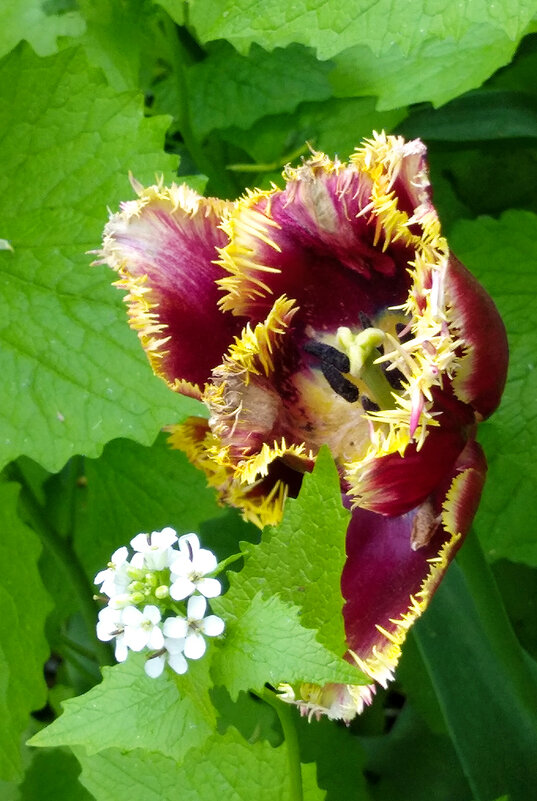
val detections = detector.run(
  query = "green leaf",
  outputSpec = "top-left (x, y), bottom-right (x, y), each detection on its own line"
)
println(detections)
top-left (295, 712), bottom-right (370, 801)
top-left (152, 0), bottom-right (185, 25)
top-left (210, 450), bottom-right (368, 693)
top-left (0, 0), bottom-right (84, 59)
top-left (186, 42), bottom-right (332, 138)
top-left (189, 0), bottom-right (535, 59)
top-left (19, 748), bottom-right (94, 801)
top-left (75, 435), bottom-right (224, 581)
top-left (0, 484), bottom-right (53, 781)
top-left (398, 90), bottom-right (537, 141)
top-left (450, 211), bottom-right (537, 565)
top-left (30, 654), bottom-right (216, 762)
top-left (0, 44), bottom-right (197, 472)
top-left (224, 97), bottom-right (406, 171)
top-left (73, 0), bottom-right (160, 92)
top-left (360, 703), bottom-right (471, 801)
top-left (212, 687), bottom-right (282, 747)
top-left (211, 592), bottom-right (363, 698)
top-left (73, 728), bottom-right (324, 801)
top-left (414, 559), bottom-right (537, 801)
top-left (218, 448), bottom-right (350, 653)
top-left (330, 25), bottom-right (520, 111)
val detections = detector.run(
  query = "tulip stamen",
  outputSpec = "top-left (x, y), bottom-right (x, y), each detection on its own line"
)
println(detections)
top-left (336, 327), bottom-right (397, 411)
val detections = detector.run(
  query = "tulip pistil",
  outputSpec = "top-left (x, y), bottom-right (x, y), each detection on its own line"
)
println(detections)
top-left (336, 327), bottom-right (397, 411)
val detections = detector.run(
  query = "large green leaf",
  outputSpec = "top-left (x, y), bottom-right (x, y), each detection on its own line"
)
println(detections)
top-left (30, 654), bottom-right (216, 762)
top-left (0, 484), bottom-right (53, 781)
top-left (0, 0), bottom-right (84, 59)
top-left (329, 25), bottom-right (520, 111)
top-left (216, 448), bottom-right (351, 654)
top-left (0, 44), bottom-right (198, 472)
top-left (186, 42), bottom-right (332, 138)
top-left (450, 211), bottom-right (537, 565)
top-left (211, 593), bottom-right (363, 699)
top-left (189, 0), bottom-right (535, 59)
top-left (414, 558), bottom-right (537, 801)
top-left (73, 729), bottom-right (324, 801)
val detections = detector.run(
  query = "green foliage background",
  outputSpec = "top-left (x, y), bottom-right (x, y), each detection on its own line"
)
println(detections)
top-left (2, 1), bottom-right (537, 800)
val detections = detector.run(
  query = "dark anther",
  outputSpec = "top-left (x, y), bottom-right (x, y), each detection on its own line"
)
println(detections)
top-left (382, 363), bottom-right (405, 389)
top-left (359, 311), bottom-right (373, 330)
top-left (396, 322), bottom-right (413, 343)
top-left (303, 340), bottom-right (350, 373)
top-left (361, 395), bottom-right (380, 412)
top-left (321, 362), bottom-right (359, 403)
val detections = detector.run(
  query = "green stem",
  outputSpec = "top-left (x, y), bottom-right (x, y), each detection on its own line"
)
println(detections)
top-left (456, 529), bottom-right (537, 709)
top-left (261, 688), bottom-right (303, 801)
top-left (11, 464), bottom-right (113, 668)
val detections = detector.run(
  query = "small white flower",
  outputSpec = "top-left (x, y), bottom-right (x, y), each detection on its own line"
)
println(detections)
top-left (130, 527), bottom-right (178, 570)
top-left (94, 546), bottom-right (130, 598)
top-left (121, 604), bottom-right (165, 652)
top-left (164, 596), bottom-right (224, 660)
top-left (144, 637), bottom-right (188, 678)
top-left (169, 533), bottom-right (221, 601)
top-left (96, 606), bottom-right (128, 662)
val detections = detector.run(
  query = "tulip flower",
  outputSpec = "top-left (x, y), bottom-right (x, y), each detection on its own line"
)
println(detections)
top-left (96, 133), bottom-right (507, 719)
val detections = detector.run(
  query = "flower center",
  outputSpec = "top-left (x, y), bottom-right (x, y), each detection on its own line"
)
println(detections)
top-left (305, 326), bottom-right (401, 412)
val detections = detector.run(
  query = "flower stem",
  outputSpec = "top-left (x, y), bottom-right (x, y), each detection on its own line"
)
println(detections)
top-left (10, 463), bottom-right (113, 668)
top-left (261, 688), bottom-right (303, 801)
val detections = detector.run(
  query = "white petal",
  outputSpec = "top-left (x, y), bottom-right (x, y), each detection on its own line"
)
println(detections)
top-left (163, 616), bottom-right (188, 639)
top-left (148, 625), bottom-right (164, 650)
top-left (109, 593), bottom-right (133, 610)
top-left (169, 553), bottom-right (192, 577)
top-left (192, 549), bottom-right (217, 575)
top-left (151, 528), bottom-right (178, 550)
top-left (142, 605), bottom-right (161, 625)
top-left (179, 532), bottom-right (200, 556)
top-left (94, 568), bottom-right (109, 586)
top-left (200, 615), bottom-right (225, 637)
top-left (164, 636), bottom-right (186, 654)
top-left (111, 546), bottom-right (128, 565)
top-left (197, 577), bottom-right (221, 598)
top-left (130, 552), bottom-right (144, 570)
top-left (184, 631), bottom-right (206, 660)
top-left (168, 651), bottom-right (188, 675)
top-left (145, 655), bottom-right (166, 678)
top-left (170, 576), bottom-right (195, 601)
top-left (115, 639), bottom-right (129, 662)
top-left (130, 533), bottom-right (150, 552)
top-left (187, 595), bottom-right (207, 620)
top-left (123, 626), bottom-right (149, 651)
top-left (121, 605), bottom-right (143, 626)
top-left (96, 621), bottom-right (114, 642)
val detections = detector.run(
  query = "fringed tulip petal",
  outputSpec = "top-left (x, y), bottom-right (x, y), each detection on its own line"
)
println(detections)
top-left (341, 438), bottom-right (487, 687)
top-left (97, 179), bottom-right (246, 390)
top-left (445, 255), bottom-right (508, 419)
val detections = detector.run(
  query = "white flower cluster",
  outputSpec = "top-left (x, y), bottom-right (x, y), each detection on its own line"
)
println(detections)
top-left (94, 527), bottom-right (224, 678)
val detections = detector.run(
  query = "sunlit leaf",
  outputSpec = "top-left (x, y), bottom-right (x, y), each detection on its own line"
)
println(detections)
top-left (30, 655), bottom-right (216, 762)
top-left (0, 44), bottom-right (196, 472)
top-left (189, 0), bottom-right (534, 59)
top-left (73, 728), bottom-right (324, 801)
